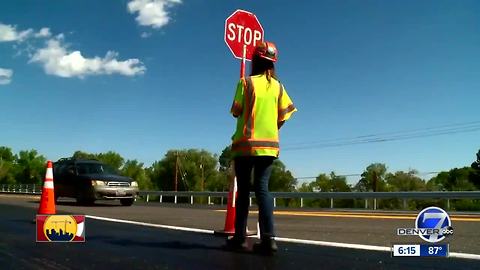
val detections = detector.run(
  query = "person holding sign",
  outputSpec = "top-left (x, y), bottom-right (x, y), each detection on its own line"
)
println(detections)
top-left (227, 41), bottom-right (297, 254)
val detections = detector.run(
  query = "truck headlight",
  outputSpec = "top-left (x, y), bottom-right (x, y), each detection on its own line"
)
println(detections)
top-left (130, 181), bottom-right (138, 187)
top-left (91, 180), bottom-right (106, 186)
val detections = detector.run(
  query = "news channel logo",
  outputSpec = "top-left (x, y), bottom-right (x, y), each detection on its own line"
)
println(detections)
top-left (36, 215), bottom-right (85, 242)
top-left (397, 206), bottom-right (453, 243)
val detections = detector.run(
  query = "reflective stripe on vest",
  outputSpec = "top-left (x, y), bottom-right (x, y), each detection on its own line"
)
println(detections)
top-left (232, 140), bottom-right (279, 149)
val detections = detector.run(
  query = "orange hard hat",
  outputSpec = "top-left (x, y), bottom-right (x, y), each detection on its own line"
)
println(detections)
top-left (254, 41), bottom-right (278, 62)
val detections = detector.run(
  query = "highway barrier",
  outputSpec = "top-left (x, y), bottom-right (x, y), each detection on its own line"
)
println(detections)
top-left (2, 184), bottom-right (480, 211)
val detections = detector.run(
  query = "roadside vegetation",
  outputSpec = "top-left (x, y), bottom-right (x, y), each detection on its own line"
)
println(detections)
top-left (1, 146), bottom-right (479, 210)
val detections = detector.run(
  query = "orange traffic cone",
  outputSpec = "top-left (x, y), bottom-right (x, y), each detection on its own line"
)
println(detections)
top-left (214, 177), bottom-right (237, 236)
top-left (37, 160), bottom-right (56, 215)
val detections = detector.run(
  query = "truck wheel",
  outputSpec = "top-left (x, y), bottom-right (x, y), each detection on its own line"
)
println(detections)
top-left (120, 198), bottom-right (134, 206)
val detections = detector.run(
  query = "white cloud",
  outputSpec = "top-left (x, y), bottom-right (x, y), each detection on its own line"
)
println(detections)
top-left (0, 23), bottom-right (33, 42)
top-left (140, 32), bottom-right (152, 38)
top-left (0, 68), bottom-right (13, 85)
top-left (127, 0), bottom-right (181, 29)
top-left (35, 27), bottom-right (51, 38)
top-left (30, 38), bottom-right (146, 78)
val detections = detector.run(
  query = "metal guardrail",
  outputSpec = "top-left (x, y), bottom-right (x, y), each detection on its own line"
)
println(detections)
top-left (0, 184), bottom-right (40, 194)
top-left (2, 184), bottom-right (480, 210)
top-left (137, 190), bottom-right (480, 210)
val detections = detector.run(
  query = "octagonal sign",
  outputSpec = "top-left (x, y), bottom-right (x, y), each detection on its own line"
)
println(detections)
top-left (224, 10), bottom-right (264, 61)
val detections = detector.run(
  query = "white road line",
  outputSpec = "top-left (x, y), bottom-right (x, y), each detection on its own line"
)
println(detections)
top-left (85, 215), bottom-right (215, 235)
top-left (85, 215), bottom-right (480, 260)
top-left (449, 252), bottom-right (480, 260)
top-left (274, 237), bottom-right (390, 252)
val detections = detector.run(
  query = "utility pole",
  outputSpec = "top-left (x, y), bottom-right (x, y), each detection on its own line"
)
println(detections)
top-left (200, 156), bottom-right (204, 191)
top-left (175, 151), bottom-right (178, 192)
top-left (372, 171), bottom-right (377, 192)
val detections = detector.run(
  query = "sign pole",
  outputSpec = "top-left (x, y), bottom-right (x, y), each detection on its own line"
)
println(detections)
top-left (240, 44), bottom-right (246, 78)
top-left (217, 9), bottom-right (263, 236)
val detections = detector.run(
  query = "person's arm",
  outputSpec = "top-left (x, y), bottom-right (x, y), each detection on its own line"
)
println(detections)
top-left (277, 84), bottom-right (297, 124)
top-left (230, 79), bottom-right (245, 118)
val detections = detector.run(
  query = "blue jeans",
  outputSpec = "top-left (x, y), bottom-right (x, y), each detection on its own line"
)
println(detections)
top-left (234, 156), bottom-right (275, 240)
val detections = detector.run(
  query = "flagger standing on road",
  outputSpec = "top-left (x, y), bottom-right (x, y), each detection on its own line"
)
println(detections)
top-left (227, 41), bottom-right (297, 254)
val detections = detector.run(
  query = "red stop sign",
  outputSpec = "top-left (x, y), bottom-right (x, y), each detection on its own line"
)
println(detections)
top-left (224, 10), bottom-right (264, 61)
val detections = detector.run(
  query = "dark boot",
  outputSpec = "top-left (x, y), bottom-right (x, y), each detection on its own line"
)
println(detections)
top-left (225, 236), bottom-right (248, 251)
top-left (253, 237), bottom-right (278, 255)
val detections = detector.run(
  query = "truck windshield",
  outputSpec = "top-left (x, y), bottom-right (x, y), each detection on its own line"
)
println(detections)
top-left (76, 163), bottom-right (118, 175)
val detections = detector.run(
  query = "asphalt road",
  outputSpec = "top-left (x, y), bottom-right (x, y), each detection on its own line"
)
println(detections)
top-left (1, 195), bottom-right (479, 270)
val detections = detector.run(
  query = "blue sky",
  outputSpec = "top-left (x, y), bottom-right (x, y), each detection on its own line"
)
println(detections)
top-left (1, 0), bottom-right (479, 184)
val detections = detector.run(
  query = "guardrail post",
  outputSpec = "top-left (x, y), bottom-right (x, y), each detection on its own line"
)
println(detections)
top-left (159, 195), bottom-right (162, 203)
top-left (146, 194), bottom-right (149, 202)
top-left (190, 195), bottom-right (193, 205)
top-left (249, 197), bottom-right (252, 207)
top-left (273, 198), bottom-right (277, 208)
top-left (364, 199), bottom-right (368, 209)
top-left (174, 195), bottom-right (177, 204)
top-left (300, 198), bottom-right (304, 208)
top-left (330, 198), bottom-right (334, 209)
top-left (208, 196), bottom-right (211, 205)
top-left (403, 199), bottom-right (407, 210)
top-left (447, 199), bottom-right (450, 210)
top-left (373, 198), bottom-right (377, 210)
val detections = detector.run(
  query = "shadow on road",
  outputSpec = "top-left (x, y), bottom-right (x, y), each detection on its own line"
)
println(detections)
top-left (89, 235), bottom-right (223, 251)
top-left (27, 200), bottom-right (124, 207)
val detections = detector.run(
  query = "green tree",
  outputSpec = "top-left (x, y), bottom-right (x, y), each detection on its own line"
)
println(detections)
top-left (310, 172), bottom-right (351, 192)
top-left (122, 160), bottom-right (153, 190)
top-left (96, 151), bottom-right (125, 170)
top-left (297, 182), bottom-right (313, 192)
top-left (427, 166), bottom-right (479, 210)
top-left (470, 149), bottom-right (480, 188)
top-left (384, 170), bottom-right (427, 209)
top-left (15, 150), bottom-right (47, 184)
top-left (72, 150), bottom-right (97, 160)
top-left (354, 163), bottom-right (387, 192)
top-left (149, 149), bottom-right (219, 191)
top-left (206, 170), bottom-right (230, 192)
top-left (148, 159), bottom-right (171, 191)
top-left (72, 150), bottom-right (125, 171)
top-left (219, 146), bottom-right (233, 172)
top-left (0, 146), bottom-right (16, 184)
top-left (427, 167), bottom-right (476, 191)
top-left (386, 170), bottom-right (426, 191)
top-left (269, 160), bottom-right (297, 192)
top-left (299, 172), bottom-right (352, 208)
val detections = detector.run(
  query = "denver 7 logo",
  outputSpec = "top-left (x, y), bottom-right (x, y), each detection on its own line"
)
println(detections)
top-left (415, 207), bottom-right (452, 243)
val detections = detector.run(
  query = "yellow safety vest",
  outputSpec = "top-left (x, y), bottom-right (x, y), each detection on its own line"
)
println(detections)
top-left (230, 74), bottom-right (297, 157)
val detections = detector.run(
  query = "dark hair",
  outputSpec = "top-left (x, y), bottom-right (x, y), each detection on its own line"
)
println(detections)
top-left (250, 55), bottom-right (277, 82)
